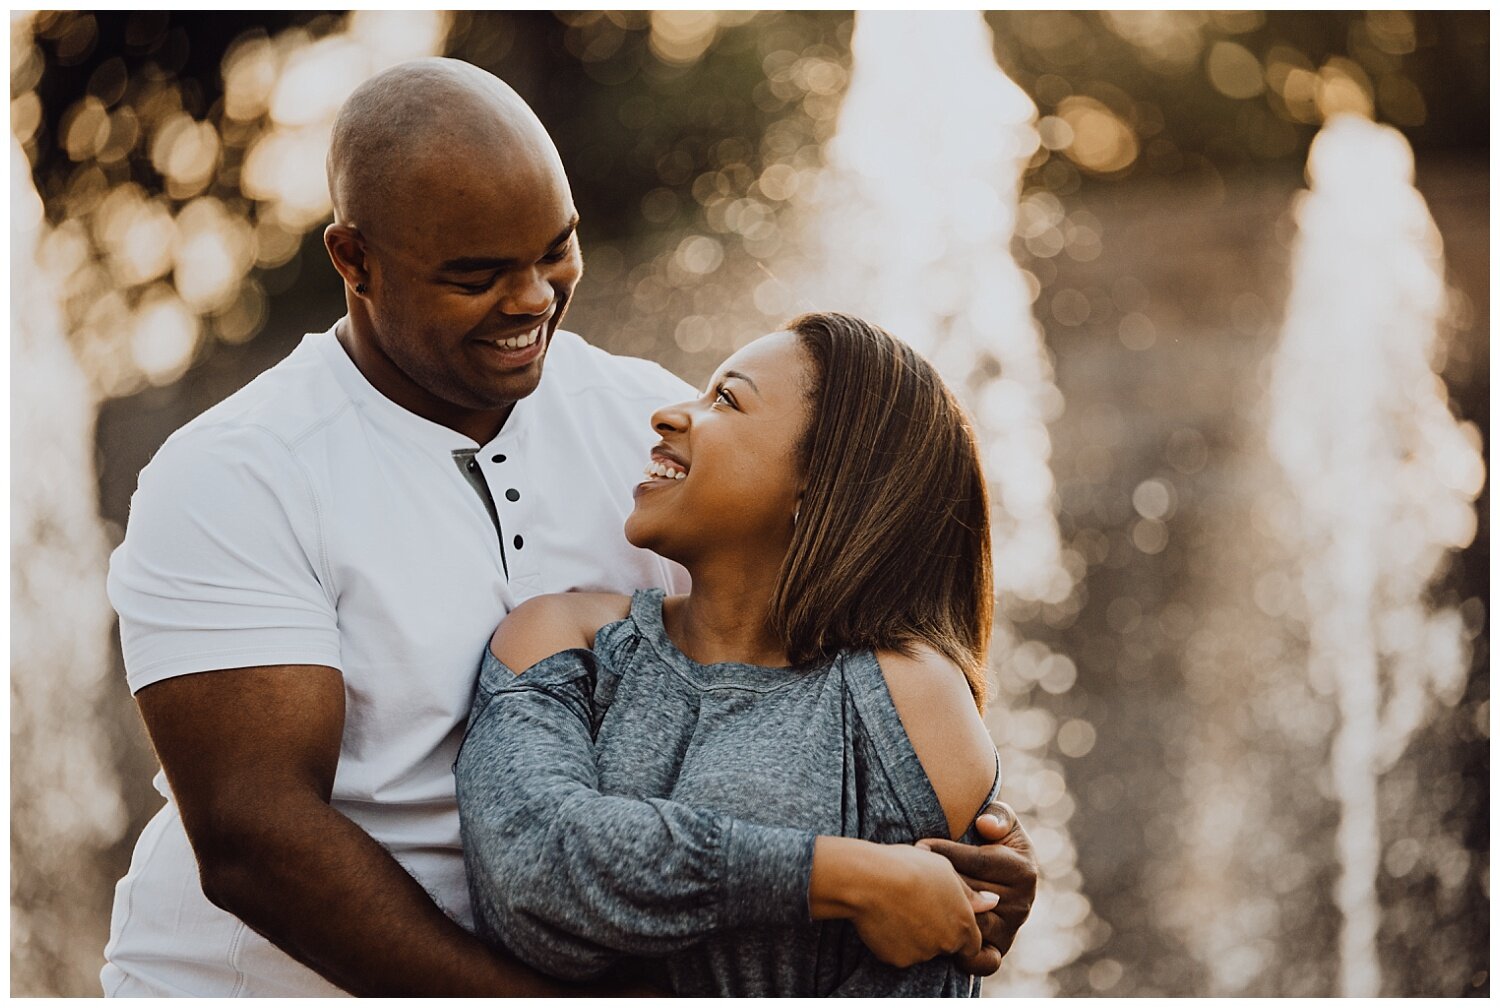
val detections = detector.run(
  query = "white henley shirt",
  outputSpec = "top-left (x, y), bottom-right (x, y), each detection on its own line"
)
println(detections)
top-left (101, 322), bottom-right (693, 996)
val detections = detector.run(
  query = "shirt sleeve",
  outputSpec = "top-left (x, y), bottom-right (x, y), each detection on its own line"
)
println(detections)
top-left (107, 423), bottom-right (341, 692)
top-left (455, 648), bottom-right (816, 981)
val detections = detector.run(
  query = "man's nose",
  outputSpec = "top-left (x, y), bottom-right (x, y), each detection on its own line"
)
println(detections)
top-left (498, 268), bottom-right (554, 317)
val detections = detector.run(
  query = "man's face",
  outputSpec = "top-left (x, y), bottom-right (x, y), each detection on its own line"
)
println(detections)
top-left (357, 151), bottom-right (583, 435)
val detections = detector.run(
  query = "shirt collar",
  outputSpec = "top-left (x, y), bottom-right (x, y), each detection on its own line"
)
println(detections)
top-left (310, 319), bottom-right (533, 454)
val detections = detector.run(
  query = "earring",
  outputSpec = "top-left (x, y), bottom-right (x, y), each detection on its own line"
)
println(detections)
top-left (793, 503), bottom-right (801, 526)
top-left (355, 282), bottom-right (368, 294)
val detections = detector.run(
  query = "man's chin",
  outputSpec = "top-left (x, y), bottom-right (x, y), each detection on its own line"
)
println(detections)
top-left (480, 343), bottom-right (549, 403)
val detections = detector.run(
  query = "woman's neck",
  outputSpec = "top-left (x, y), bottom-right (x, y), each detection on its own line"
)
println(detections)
top-left (668, 554), bottom-right (789, 668)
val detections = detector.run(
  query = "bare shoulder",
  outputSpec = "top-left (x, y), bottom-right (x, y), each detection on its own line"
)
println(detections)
top-left (489, 592), bottom-right (632, 675)
top-left (875, 642), bottom-right (998, 841)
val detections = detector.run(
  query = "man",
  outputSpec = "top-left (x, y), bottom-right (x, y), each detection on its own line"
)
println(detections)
top-left (102, 57), bottom-right (1037, 996)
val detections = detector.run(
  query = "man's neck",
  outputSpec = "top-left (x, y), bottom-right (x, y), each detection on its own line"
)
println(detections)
top-left (334, 316), bottom-right (513, 444)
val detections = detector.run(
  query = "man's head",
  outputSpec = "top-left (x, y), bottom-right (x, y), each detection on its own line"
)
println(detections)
top-left (324, 58), bottom-right (582, 442)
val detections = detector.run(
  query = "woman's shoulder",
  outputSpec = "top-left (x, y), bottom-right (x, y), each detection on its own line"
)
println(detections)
top-left (489, 592), bottom-right (633, 675)
top-left (873, 643), bottom-right (997, 841)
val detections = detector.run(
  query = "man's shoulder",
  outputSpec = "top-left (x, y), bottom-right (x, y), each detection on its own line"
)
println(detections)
top-left (159, 329), bottom-right (349, 463)
top-left (545, 329), bottom-right (695, 404)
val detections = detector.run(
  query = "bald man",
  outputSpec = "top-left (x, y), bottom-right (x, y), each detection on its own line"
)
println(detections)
top-left (102, 58), bottom-right (1037, 996)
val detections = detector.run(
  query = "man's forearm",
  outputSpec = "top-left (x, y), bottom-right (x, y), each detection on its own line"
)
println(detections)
top-left (198, 796), bottom-right (573, 996)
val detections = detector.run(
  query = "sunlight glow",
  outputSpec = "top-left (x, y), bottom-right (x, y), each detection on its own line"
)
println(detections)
top-left (800, 11), bottom-right (1087, 992)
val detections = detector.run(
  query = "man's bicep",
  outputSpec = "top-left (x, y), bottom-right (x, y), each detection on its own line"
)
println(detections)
top-left (110, 429), bottom-right (341, 690)
top-left (136, 664), bottom-right (346, 835)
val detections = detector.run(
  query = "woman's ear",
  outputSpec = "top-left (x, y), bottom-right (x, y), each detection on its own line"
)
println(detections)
top-left (324, 223), bottom-right (370, 294)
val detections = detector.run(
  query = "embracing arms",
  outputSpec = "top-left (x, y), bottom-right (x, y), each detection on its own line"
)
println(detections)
top-left (114, 428), bottom-right (586, 995)
top-left (457, 595), bottom-right (1035, 979)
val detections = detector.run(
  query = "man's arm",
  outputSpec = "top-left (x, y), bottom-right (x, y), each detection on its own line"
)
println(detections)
top-left (135, 662), bottom-right (581, 997)
top-left (919, 802), bottom-right (1039, 975)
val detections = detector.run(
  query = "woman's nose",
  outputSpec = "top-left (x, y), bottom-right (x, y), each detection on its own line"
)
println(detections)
top-left (651, 400), bottom-right (692, 434)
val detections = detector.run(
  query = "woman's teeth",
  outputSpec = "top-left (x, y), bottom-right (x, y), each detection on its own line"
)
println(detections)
top-left (493, 326), bottom-right (542, 350)
top-left (644, 460), bottom-right (687, 481)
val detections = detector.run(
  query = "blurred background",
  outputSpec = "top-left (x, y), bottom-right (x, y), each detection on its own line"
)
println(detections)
top-left (10, 10), bottom-right (1488, 997)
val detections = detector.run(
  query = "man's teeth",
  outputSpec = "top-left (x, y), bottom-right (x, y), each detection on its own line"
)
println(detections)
top-left (493, 326), bottom-right (542, 350)
top-left (643, 460), bottom-right (687, 481)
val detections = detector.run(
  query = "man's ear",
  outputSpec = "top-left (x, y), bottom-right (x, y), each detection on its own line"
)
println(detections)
top-left (324, 223), bottom-right (369, 294)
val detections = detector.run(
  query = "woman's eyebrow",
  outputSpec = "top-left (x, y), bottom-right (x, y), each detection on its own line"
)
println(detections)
top-left (721, 369), bottom-right (762, 398)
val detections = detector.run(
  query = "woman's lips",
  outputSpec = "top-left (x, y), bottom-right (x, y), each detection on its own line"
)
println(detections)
top-left (634, 449), bottom-right (689, 498)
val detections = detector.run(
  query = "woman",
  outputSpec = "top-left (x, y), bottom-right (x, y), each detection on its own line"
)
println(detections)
top-left (456, 312), bottom-right (1003, 995)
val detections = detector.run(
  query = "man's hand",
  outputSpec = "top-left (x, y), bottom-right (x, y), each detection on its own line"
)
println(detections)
top-left (917, 801), bottom-right (1038, 976)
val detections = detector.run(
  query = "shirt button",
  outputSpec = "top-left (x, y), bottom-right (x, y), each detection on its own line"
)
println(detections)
top-left (505, 488), bottom-right (520, 502)
top-left (466, 458), bottom-right (478, 471)
top-left (513, 534), bottom-right (524, 550)
top-left (492, 454), bottom-right (506, 463)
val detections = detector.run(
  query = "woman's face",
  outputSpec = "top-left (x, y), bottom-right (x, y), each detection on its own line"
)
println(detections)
top-left (625, 330), bottom-right (812, 566)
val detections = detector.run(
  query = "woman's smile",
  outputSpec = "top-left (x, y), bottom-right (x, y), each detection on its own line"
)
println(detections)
top-left (634, 446), bottom-right (690, 498)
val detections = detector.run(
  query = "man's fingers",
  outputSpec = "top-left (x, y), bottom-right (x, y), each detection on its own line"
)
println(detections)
top-left (974, 809), bottom-right (1011, 838)
top-left (953, 943), bottom-right (1003, 977)
top-left (956, 869), bottom-right (1032, 913)
top-left (923, 836), bottom-right (1037, 888)
top-left (975, 904), bottom-right (1026, 957)
top-left (937, 801), bottom-right (1039, 973)
top-left (946, 863), bottom-right (1029, 897)
top-left (977, 801), bottom-right (1035, 856)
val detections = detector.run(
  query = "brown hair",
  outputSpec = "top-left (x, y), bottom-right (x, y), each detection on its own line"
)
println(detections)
top-left (769, 311), bottom-right (994, 710)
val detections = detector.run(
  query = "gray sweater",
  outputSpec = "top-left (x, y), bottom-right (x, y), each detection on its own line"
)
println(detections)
top-left (455, 589), bottom-right (999, 996)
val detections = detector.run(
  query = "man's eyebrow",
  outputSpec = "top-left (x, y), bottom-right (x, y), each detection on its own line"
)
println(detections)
top-left (437, 217), bottom-right (579, 272)
top-left (721, 369), bottom-right (762, 398)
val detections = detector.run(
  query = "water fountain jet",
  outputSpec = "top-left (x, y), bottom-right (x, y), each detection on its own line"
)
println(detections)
top-left (1267, 112), bottom-right (1485, 997)
top-left (790, 11), bottom-right (1087, 992)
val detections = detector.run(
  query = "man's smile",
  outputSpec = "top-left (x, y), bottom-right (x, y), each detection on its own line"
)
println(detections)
top-left (473, 319), bottom-right (550, 368)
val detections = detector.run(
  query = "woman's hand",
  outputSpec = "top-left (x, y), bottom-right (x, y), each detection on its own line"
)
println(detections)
top-left (809, 836), bottom-right (998, 969)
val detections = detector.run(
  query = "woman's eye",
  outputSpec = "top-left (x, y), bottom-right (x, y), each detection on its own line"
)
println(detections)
top-left (714, 385), bottom-right (736, 408)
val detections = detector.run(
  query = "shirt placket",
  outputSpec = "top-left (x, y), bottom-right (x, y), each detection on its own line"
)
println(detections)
top-left (452, 447), bottom-right (509, 577)
top-left (477, 435), bottom-right (540, 597)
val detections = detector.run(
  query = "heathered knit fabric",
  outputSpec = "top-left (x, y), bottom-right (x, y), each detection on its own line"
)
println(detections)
top-left (456, 588), bottom-right (999, 996)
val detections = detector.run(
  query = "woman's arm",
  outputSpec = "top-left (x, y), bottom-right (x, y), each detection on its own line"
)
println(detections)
top-left (458, 596), bottom-right (815, 980)
top-left (876, 644), bottom-right (1001, 840)
top-left (878, 644), bottom-right (1038, 975)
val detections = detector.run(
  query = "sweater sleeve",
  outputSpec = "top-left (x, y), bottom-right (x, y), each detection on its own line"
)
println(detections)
top-left (454, 648), bottom-right (816, 981)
